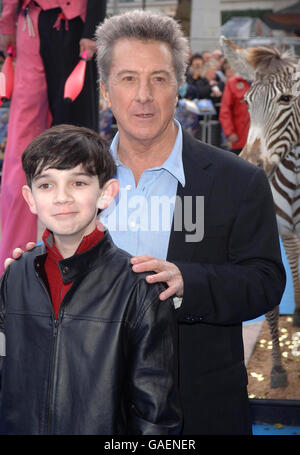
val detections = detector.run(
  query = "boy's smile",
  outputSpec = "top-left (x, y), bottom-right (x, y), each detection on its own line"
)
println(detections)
top-left (22, 165), bottom-right (104, 257)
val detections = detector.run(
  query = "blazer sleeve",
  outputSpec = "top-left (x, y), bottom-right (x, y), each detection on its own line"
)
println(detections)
top-left (82, 0), bottom-right (106, 39)
top-left (175, 167), bottom-right (286, 325)
top-left (126, 282), bottom-right (182, 435)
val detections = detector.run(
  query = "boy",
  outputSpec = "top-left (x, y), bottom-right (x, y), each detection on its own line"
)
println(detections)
top-left (0, 124), bottom-right (182, 435)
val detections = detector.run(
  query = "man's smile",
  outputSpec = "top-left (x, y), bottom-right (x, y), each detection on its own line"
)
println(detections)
top-left (134, 113), bottom-right (154, 118)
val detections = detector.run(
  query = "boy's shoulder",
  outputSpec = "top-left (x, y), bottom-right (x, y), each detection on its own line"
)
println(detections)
top-left (103, 241), bottom-right (168, 309)
top-left (0, 245), bottom-right (45, 294)
top-left (5, 243), bottom-right (46, 276)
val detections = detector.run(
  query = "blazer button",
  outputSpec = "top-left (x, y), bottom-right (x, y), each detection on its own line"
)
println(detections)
top-left (62, 266), bottom-right (69, 274)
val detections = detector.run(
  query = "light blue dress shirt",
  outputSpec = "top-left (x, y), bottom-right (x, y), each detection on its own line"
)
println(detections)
top-left (100, 120), bottom-right (185, 259)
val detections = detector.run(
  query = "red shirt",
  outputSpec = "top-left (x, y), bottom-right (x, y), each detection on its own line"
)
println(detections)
top-left (42, 227), bottom-right (104, 319)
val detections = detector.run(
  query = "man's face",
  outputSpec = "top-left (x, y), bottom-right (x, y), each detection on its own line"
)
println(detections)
top-left (101, 39), bottom-right (178, 146)
top-left (191, 58), bottom-right (202, 71)
top-left (202, 52), bottom-right (211, 62)
top-left (22, 165), bottom-right (102, 242)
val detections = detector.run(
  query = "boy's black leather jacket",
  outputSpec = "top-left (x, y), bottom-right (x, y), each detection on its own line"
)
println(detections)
top-left (0, 231), bottom-right (182, 435)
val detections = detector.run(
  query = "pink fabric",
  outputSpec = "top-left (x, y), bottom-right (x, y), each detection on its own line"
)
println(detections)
top-left (0, 0), bottom-right (19, 34)
top-left (0, 0), bottom-right (88, 33)
top-left (0, 4), bottom-right (52, 273)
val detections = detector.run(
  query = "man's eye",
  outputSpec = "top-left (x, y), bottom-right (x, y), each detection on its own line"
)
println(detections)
top-left (123, 76), bottom-right (134, 82)
top-left (74, 181), bottom-right (87, 187)
top-left (154, 76), bottom-right (165, 83)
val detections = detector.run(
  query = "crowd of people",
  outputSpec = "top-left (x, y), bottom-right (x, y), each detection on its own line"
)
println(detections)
top-left (174, 47), bottom-right (251, 154)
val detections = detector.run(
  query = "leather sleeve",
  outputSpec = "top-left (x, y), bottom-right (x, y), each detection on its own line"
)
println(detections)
top-left (175, 167), bottom-right (286, 325)
top-left (126, 282), bottom-right (182, 435)
top-left (82, 0), bottom-right (106, 39)
top-left (0, 268), bottom-right (9, 400)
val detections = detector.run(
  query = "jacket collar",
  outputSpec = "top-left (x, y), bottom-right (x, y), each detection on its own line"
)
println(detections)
top-left (37, 229), bottom-right (118, 284)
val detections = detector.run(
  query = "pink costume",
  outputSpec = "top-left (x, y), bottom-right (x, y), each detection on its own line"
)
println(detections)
top-left (0, 1), bottom-right (88, 273)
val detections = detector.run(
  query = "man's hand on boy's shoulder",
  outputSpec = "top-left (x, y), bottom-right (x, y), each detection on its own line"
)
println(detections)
top-left (4, 242), bottom-right (36, 269)
top-left (131, 255), bottom-right (184, 301)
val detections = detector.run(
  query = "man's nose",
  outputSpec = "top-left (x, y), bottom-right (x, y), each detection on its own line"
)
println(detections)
top-left (135, 80), bottom-right (153, 103)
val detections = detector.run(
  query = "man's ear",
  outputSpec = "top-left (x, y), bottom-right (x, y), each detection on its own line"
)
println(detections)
top-left (22, 185), bottom-right (38, 215)
top-left (97, 179), bottom-right (119, 210)
top-left (100, 82), bottom-right (111, 108)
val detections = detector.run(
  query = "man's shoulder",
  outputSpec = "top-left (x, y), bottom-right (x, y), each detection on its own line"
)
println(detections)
top-left (182, 130), bottom-right (258, 175)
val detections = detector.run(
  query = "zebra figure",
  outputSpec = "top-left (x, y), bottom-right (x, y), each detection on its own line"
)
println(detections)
top-left (221, 36), bottom-right (300, 388)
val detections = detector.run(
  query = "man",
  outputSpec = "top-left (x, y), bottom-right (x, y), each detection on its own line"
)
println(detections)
top-left (8, 10), bottom-right (286, 435)
top-left (0, 0), bottom-right (106, 273)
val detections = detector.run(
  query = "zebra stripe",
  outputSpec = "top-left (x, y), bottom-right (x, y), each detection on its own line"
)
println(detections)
top-left (241, 61), bottom-right (300, 387)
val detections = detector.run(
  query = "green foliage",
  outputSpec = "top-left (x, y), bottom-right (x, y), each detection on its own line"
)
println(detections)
top-left (221, 9), bottom-right (272, 25)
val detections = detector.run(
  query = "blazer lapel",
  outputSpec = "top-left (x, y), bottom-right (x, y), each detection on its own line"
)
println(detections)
top-left (167, 131), bottom-right (214, 262)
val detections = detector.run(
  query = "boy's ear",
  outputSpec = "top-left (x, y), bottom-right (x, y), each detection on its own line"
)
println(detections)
top-left (22, 185), bottom-right (38, 215)
top-left (97, 179), bottom-right (119, 210)
top-left (100, 82), bottom-right (111, 108)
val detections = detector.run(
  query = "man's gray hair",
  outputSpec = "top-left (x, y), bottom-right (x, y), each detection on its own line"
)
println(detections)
top-left (95, 10), bottom-right (190, 87)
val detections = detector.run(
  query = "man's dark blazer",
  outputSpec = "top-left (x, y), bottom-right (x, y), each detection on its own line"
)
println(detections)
top-left (167, 131), bottom-right (286, 435)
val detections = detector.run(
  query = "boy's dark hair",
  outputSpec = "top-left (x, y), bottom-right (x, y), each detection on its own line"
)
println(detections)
top-left (22, 124), bottom-right (116, 187)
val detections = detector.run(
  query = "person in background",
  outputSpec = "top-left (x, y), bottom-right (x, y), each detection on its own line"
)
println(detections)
top-left (219, 71), bottom-right (251, 155)
top-left (211, 49), bottom-right (226, 84)
top-left (201, 61), bottom-right (224, 106)
top-left (185, 52), bottom-right (209, 100)
top-left (201, 50), bottom-right (211, 63)
top-left (0, 0), bottom-right (106, 274)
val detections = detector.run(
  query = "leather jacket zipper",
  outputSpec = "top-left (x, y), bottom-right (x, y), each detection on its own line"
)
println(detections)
top-left (35, 265), bottom-right (63, 435)
top-left (46, 313), bottom-right (62, 434)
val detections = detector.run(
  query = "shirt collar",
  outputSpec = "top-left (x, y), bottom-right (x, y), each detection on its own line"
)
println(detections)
top-left (42, 227), bottom-right (105, 261)
top-left (110, 119), bottom-right (185, 187)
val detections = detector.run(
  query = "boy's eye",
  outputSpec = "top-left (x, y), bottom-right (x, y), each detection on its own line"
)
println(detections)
top-left (74, 181), bottom-right (87, 187)
top-left (38, 183), bottom-right (51, 190)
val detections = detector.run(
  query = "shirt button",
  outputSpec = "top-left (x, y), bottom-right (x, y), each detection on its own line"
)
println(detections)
top-left (129, 221), bottom-right (136, 228)
top-left (126, 184), bottom-right (132, 190)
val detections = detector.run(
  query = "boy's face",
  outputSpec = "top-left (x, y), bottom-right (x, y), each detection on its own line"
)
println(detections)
top-left (22, 164), bottom-right (117, 242)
